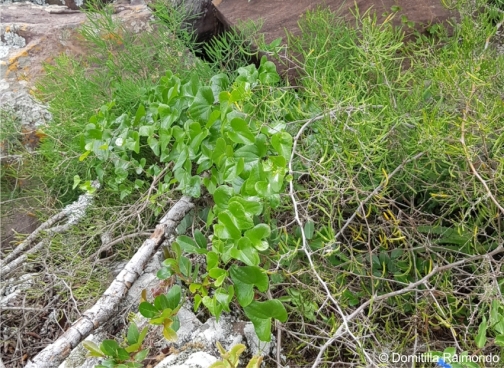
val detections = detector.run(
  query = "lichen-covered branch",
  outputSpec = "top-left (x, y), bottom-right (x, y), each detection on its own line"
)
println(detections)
top-left (25, 195), bottom-right (193, 368)
top-left (1, 182), bottom-right (100, 270)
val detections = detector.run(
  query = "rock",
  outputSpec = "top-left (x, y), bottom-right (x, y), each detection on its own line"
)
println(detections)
top-left (243, 323), bottom-right (273, 357)
top-left (157, 350), bottom-right (218, 368)
top-left (0, 2), bottom-right (157, 93)
top-left (0, 91), bottom-right (51, 128)
top-left (216, 0), bottom-right (458, 44)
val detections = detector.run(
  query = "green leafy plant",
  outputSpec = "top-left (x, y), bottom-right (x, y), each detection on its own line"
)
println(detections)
top-left (209, 342), bottom-right (263, 368)
top-left (138, 285), bottom-right (183, 341)
top-left (473, 300), bottom-right (504, 349)
top-left (83, 322), bottom-right (149, 368)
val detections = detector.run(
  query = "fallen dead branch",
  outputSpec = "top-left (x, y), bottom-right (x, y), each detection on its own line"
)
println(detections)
top-left (1, 182), bottom-right (100, 274)
top-left (25, 195), bottom-right (194, 368)
top-left (0, 240), bottom-right (47, 280)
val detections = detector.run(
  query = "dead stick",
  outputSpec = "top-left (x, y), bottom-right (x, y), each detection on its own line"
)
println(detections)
top-left (25, 196), bottom-right (194, 368)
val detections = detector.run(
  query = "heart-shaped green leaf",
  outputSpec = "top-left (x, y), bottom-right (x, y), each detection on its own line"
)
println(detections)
top-left (230, 265), bottom-right (268, 306)
top-left (190, 86), bottom-right (214, 122)
top-left (228, 201), bottom-right (254, 230)
top-left (271, 131), bottom-right (292, 160)
top-left (244, 299), bottom-right (288, 321)
top-left (228, 118), bottom-right (255, 144)
top-left (243, 300), bottom-right (288, 341)
top-left (231, 237), bottom-right (260, 266)
top-left (217, 211), bottom-right (242, 240)
top-left (245, 224), bottom-right (271, 251)
top-left (258, 56), bottom-right (280, 85)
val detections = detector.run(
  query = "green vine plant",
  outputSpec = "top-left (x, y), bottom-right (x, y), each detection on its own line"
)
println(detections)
top-left (80, 56), bottom-right (287, 343)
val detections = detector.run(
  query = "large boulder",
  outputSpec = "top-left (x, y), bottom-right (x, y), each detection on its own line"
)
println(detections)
top-left (215, 0), bottom-right (457, 44)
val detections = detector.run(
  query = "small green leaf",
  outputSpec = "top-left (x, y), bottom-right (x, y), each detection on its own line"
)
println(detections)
top-left (230, 265), bottom-right (269, 292)
top-left (116, 347), bottom-right (130, 361)
top-left (194, 294), bottom-right (202, 311)
top-left (271, 131), bottom-right (293, 160)
top-left (304, 221), bottom-right (315, 240)
top-left (139, 302), bottom-right (158, 318)
top-left (230, 265), bottom-right (268, 306)
top-left (245, 224), bottom-right (271, 251)
top-left (212, 137), bottom-right (227, 166)
top-left (203, 295), bottom-right (223, 321)
top-left (244, 300), bottom-right (288, 322)
top-left (194, 230), bottom-right (207, 249)
top-left (157, 267), bottom-right (173, 280)
top-left (127, 323), bottom-right (139, 345)
top-left (134, 104), bottom-right (145, 125)
top-left (210, 73), bottom-right (230, 100)
top-left (83, 341), bottom-right (105, 357)
top-left (79, 150), bottom-right (91, 161)
top-left (232, 237), bottom-right (260, 266)
top-left (495, 335), bottom-right (504, 346)
top-left (147, 136), bottom-right (160, 156)
top-left (134, 349), bottom-right (149, 363)
top-left (179, 256), bottom-right (192, 277)
top-left (217, 211), bottom-right (242, 240)
top-left (475, 317), bottom-right (487, 349)
top-left (100, 340), bottom-right (120, 357)
top-left (206, 251), bottom-right (219, 270)
top-left (139, 125), bottom-right (156, 137)
top-left (258, 56), bottom-right (280, 85)
top-left (154, 294), bottom-right (170, 311)
top-left (243, 300), bottom-right (288, 341)
top-left (246, 315), bottom-right (271, 342)
top-left (138, 326), bottom-right (148, 345)
top-left (229, 196), bottom-right (263, 216)
top-left (72, 175), bottom-right (81, 190)
top-left (213, 186), bottom-right (234, 210)
top-left (166, 285), bottom-right (182, 309)
top-left (177, 235), bottom-right (199, 253)
top-left (228, 201), bottom-right (254, 230)
top-left (223, 158), bottom-right (244, 182)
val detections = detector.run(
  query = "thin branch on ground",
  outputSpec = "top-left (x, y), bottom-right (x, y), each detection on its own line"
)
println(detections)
top-left (311, 245), bottom-right (504, 367)
top-left (1, 182), bottom-right (100, 271)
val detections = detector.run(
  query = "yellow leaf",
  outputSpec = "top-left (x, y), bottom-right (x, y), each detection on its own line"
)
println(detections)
top-left (163, 327), bottom-right (177, 342)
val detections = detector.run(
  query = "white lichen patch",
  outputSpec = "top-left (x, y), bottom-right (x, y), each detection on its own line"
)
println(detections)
top-left (1, 26), bottom-right (27, 49)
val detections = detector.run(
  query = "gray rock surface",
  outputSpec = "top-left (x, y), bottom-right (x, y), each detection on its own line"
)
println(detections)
top-left (157, 351), bottom-right (218, 368)
top-left (0, 91), bottom-right (52, 127)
